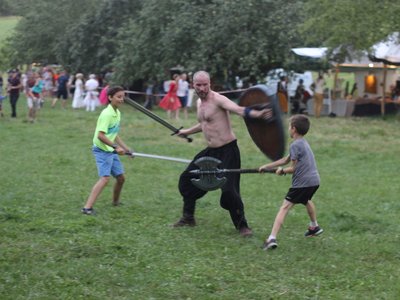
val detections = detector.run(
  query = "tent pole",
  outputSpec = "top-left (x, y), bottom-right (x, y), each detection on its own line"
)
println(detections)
top-left (333, 64), bottom-right (339, 100)
top-left (381, 64), bottom-right (387, 116)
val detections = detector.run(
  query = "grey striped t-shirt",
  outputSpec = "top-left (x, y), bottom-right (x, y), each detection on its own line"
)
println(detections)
top-left (289, 138), bottom-right (320, 188)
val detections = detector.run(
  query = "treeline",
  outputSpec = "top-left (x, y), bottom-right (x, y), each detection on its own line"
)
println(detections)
top-left (1, 0), bottom-right (399, 86)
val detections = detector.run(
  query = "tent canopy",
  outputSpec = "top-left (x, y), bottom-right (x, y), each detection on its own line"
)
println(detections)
top-left (369, 32), bottom-right (400, 65)
top-left (291, 33), bottom-right (400, 66)
top-left (291, 47), bottom-right (328, 59)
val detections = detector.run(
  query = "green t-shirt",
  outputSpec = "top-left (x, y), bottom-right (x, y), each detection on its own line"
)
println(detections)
top-left (93, 104), bottom-right (121, 152)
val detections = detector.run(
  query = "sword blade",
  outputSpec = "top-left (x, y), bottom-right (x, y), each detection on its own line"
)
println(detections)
top-left (124, 96), bottom-right (192, 142)
top-left (126, 152), bottom-right (191, 164)
top-left (189, 168), bottom-right (277, 175)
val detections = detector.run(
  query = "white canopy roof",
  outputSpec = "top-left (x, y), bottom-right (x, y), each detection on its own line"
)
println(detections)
top-left (371, 32), bottom-right (400, 65)
top-left (291, 47), bottom-right (328, 59)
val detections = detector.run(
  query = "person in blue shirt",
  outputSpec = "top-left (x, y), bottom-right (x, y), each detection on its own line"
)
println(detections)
top-left (51, 70), bottom-right (70, 109)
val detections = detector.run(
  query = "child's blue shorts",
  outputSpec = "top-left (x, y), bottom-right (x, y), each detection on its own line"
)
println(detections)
top-left (92, 146), bottom-right (124, 177)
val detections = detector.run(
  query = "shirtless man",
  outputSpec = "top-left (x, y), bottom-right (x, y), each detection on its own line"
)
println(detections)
top-left (174, 70), bottom-right (271, 237)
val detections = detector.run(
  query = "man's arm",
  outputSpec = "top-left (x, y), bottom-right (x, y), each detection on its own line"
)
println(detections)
top-left (178, 123), bottom-right (202, 136)
top-left (216, 93), bottom-right (272, 120)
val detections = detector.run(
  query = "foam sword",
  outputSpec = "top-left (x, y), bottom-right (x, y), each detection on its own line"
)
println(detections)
top-left (124, 96), bottom-right (193, 143)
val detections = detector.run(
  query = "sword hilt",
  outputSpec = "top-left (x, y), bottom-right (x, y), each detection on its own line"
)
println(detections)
top-left (171, 126), bottom-right (193, 143)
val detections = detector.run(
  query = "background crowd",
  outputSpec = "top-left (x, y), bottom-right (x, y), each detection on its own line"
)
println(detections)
top-left (0, 66), bottom-right (195, 123)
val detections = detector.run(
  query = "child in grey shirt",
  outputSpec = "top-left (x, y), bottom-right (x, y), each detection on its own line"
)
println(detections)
top-left (259, 114), bottom-right (323, 250)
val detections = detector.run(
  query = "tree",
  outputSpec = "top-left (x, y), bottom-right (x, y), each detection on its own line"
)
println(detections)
top-left (2, 0), bottom-right (98, 67)
top-left (55, 0), bottom-right (143, 74)
top-left (2, 0), bottom-right (306, 84)
top-left (113, 0), bottom-right (306, 85)
top-left (301, 0), bottom-right (400, 61)
top-left (0, 0), bottom-right (13, 16)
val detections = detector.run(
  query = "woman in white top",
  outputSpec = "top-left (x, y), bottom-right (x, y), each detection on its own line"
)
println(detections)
top-left (84, 74), bottom-right (100, 111)
top-left (72, 73), bottom-right (85, 108)
top-left (177, 73), bottom-right (190, 119)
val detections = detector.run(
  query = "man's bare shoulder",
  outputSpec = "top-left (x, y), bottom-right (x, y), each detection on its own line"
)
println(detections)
top-left (212, 91), bottom-right (231, 104)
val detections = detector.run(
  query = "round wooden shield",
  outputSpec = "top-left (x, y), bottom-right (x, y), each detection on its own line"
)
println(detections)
top-left (239, 85), bottom-right (285, 161)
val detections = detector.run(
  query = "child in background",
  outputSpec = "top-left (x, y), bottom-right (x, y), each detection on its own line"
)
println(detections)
top-left (159, 73), bottom-right (181, 119)
top-left (26, 72), bottom-right (44, 122)
top-left (259, 114), bottom-right (323, 250)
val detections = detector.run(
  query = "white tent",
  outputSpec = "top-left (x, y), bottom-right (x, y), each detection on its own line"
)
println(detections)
top-left (291, 47), bottom-right (328, 59)
top-left (370, 32), bottom-right (400, 65)
top-left (291, 39), bottom-right (400, 115)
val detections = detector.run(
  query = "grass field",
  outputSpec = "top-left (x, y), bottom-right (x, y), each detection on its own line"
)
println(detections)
top-left (0, 16), bottom-right (19, 44)
top-left (1, 96), bottom-right (400, 299)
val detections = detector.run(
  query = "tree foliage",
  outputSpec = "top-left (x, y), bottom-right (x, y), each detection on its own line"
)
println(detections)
top-left (301, 0), bottom-right (400, 61)
top-left (56, 0), bottom-right (142, 74)
top-left (3, 0), bottom-right (399, 84)
top-left (113, 0), bottom-right (306, 85)
top-left (0, 0), bottom-right (13, 16)
top-left (2, 0), bottom-right (98, 67)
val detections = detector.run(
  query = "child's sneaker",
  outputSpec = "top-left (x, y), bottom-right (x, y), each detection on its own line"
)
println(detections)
top-left (81, 208), bottom-right (96, 215)
top-left (262, 239), bottom-right (278, 250)
top-left (304, 226), bottom-right (323, 237)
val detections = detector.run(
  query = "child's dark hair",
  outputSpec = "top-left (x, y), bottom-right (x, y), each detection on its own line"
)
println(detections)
top-left (290, 114), bottom-right (310, 135)
top-left (107, 86), bottom-right (124, 103)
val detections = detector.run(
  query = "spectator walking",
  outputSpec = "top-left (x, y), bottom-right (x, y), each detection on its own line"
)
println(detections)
top-left (0, 72), bottom-right (5, 117)
top-left (7, 69), bottom-right (22, 118)
top-left (51, 70), bottom-right (70, 109)
top-left (72, 73), bottom-right (85, 109)
top-left (159, 74), bottom-right (181, 119)
top-left (312, 73), bottom-right (325, 118)
top-left (177, 73), bottom-right (189, 119)
top-left (84, 74), bottom-right (100, 112)
top-left (42, 67), bottom-right (54, 100)
top-left (143, 80), bottom-right (155, 110)
top-left (277, 76), bottom-right (289, 114)
top-left (99, 84), bottom-right (109, 106)
top-left (26, 72), bottom-right (44, 123)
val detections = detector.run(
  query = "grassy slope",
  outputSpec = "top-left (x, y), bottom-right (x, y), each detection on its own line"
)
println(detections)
top-left (0, 16), bottom-right (19, 43)
top-left (0, 97), bottom-right (399, 299)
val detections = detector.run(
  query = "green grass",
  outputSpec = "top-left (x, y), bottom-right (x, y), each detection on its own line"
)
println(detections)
top-left (1, 96), bottom-right (400, 299)
top-left (0, 16), bottom-right (19, 43)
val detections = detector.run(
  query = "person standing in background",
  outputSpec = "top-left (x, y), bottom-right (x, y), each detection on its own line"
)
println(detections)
top-left (159, 74), bottom-right (181, 119)
top-left (26, 72), bottom-right (44, 123)
top-left (72, 73), bottom-right (85, 109)
top-left (51, 70), bottom-right (70, 109)
top-left (0, 72), bottom-right (5, 117)
top-left (7, 69), bottom-right (22, 118)
top-left (84, 74), bottom-right (100, 112)
top-left (313, 73), bottom-right (325, 118)
top-left (177, 73), bottom-right (189, 119)
top-left (277, 76), bottom-right (288, 114)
